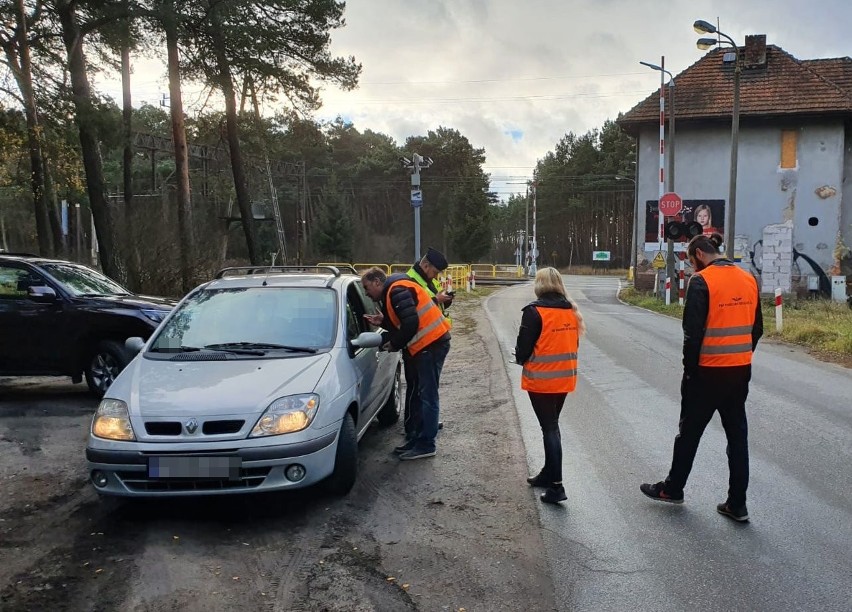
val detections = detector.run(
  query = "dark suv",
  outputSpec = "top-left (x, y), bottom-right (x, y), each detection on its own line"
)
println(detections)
top-left (0, 253), bottom-right (175, 397)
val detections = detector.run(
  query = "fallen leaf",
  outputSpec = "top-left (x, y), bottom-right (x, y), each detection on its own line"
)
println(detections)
top-left (402, 584), bottom-right (410, 590)
top-left (173, 536), bottom-right (179, 540)
top-left (386, 576), bottom-right (396, 582)
top-left (232, 576), bottom-right (240, 581)
top-left (95, 569), bottom-right (103, 574)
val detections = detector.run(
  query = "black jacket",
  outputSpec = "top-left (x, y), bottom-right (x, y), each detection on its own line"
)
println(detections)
top-left (683, 259), bottom-right (763, 375)
top-left (514, 293), bottom-right (574, 366)
top-left (379, 273), bottom-right (419, 350)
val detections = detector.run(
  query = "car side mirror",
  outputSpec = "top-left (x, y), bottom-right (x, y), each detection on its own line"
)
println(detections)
top-left (27, 285), bottom-right (57, 303)
top-left (125, 337), bottom-right (145, 353)
top-left (350, 331), bottom-right (383, 349)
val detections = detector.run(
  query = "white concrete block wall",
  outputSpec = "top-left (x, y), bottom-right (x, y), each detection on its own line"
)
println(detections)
top-left (761, 221), bottom-right (794, 294)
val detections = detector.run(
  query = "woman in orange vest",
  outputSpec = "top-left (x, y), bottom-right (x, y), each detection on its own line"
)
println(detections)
top-left (641, 232), bottom-right (763, 522)
top-left (514, 267), bottom-right (585, 504)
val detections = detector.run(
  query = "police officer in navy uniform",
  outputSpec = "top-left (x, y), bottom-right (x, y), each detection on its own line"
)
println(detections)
top-left (401, 247), bottom-right (453, 444)
top-left (641, 233), bottom-right (763, 522)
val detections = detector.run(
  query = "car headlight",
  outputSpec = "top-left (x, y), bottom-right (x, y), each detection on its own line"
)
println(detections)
top-left (250, 394), bottom-right (319, 437)
top-left (142, 309), bottom-right (167, 323)
top-left (92, 399), bottom-right (136, 441)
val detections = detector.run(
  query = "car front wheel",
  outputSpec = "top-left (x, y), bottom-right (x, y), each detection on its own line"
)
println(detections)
top-left (324, 413), bottom-right (358, 495)
top-left (85, 340), bottom-right (128, 398)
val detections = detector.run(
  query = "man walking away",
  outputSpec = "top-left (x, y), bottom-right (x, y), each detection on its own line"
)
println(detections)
top-left (641, 233), bottom-right (763, 522)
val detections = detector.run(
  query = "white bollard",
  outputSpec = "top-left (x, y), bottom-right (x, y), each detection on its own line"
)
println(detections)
top-left (775, 287), bottom-right (783, 332)
top-left (665, 276), bottom-right (671, 305)
top-left (471, 270), bottom-right (476, 290)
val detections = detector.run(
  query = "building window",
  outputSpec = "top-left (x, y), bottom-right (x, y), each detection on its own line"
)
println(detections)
top-left (780, 129), bottom-right (798, 169)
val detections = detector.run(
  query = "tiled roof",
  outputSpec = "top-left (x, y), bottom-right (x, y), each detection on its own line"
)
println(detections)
top-left (802, 57), bottom-right (852, 95)
top-left (618, 45), bottom-right (852, 130)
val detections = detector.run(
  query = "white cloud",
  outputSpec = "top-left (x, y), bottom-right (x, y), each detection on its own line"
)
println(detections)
top-left (94, 0), bottom-right (852, 200)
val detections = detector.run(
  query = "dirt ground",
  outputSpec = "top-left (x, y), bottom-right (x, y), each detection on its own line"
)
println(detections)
top-left (0, 292), bottom-right (557, 612)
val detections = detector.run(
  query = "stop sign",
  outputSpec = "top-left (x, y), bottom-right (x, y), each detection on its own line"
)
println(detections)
top-left (659, 192), bottom-right (683, 217)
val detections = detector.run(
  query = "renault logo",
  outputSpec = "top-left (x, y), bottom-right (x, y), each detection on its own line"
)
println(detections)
top-left (185, 418), bottom-right (199, 434)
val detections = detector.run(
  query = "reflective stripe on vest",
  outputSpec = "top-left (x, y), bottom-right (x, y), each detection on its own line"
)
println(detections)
top-left (695, 264), bottom-right (758, 367)
top-left (521, 307), bottom-right (579, 393)
top-left (406, 268), bottom-right (452, 327)
top-left (386, 278), bottom-right (452, 356)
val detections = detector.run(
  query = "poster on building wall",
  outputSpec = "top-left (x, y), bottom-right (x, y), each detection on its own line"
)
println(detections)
top-left (644, 199), bottom-right (726, 251)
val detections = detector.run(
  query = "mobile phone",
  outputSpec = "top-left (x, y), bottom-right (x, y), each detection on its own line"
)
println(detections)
top-left (446, 289), bottom-right (455, 296)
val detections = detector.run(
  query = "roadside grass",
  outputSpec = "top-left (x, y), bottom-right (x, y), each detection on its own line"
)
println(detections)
top-left (618, 286), bottom-right (852, 360)
top-left (454, 286), bottom-right (500, 302)
top-left (617, 286), bottom-right (686, 317)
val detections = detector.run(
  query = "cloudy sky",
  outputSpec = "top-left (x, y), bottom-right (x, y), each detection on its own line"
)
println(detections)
top-left (101, 0), bottom-right (852, 201)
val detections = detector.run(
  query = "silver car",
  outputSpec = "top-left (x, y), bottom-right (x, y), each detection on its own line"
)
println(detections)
top-left (85, 266), bottom-right (401, 497)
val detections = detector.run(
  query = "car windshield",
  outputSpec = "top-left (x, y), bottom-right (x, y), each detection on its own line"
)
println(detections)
top-left (149, 287), bottom-right (337, 352)
top-left (41, 263), bottom-right (130, 296)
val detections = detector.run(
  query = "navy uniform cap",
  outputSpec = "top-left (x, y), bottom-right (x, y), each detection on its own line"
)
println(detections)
top-left (424, 247), bottom-right (448, 271)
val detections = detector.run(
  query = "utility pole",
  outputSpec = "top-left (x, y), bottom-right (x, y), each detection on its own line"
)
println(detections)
top-left (525, 183), bottom-right (530, 273)
top-left (402, 153), bottom-right (432, 261)
top-left (529, 181), bottom-right (538, 277)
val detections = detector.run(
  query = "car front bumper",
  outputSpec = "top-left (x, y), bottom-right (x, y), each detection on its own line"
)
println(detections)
top-left (85, 427), bottom-right (339, 497)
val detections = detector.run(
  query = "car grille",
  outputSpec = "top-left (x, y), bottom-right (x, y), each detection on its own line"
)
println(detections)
top-left (144, 420), bottom-right (245, 436)
top-left (116, 467), bottom-right (270, 492)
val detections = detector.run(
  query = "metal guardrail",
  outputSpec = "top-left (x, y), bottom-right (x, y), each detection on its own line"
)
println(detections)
top-left (312, 262), bottom-right (529, 290)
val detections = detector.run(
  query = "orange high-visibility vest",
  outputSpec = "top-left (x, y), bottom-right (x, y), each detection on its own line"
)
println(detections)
top-left (386, 278), bottom-right (451, 356)
top-left (521, 307), bottom-right (579, 393)
top-left (695, 264), bottom-right (758, 367)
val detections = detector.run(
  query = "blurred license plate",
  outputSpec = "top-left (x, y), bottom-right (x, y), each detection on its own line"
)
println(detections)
top-left (148, 456), bottom-right (241, 480)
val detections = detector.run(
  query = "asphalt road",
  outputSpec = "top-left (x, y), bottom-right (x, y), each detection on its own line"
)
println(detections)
top-left (485, 274), bottom-right (852, 612)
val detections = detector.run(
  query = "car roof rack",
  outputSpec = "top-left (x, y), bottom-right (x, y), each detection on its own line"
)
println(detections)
top-left (215, 265), bottom-right (351, 279)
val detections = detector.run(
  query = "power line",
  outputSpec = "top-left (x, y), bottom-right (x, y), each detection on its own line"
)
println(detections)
top-left (360, 71), bottom-right (649, 85)
top-left (335, 90), bottom-right (648, 105)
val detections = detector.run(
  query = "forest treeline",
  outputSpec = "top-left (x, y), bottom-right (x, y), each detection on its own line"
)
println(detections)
top-left (0, 0), bottom-right (635, 295)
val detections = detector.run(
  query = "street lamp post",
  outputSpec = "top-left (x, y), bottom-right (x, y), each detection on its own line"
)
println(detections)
top-left (695, 19), bottom-right (740, 261)
top-left (640, 59), bottom-right (677, 293)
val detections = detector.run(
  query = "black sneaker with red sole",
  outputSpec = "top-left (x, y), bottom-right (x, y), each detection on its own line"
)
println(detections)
top-left (717, 502), bottom-right (749, 522)
top-left (640, 481), bottom-right (684, 504)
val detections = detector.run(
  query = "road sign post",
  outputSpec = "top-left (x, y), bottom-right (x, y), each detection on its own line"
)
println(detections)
top-left (659, 192), bottom-right (682, 304)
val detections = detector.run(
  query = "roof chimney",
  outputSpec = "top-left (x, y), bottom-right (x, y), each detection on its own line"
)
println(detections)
top-left (743, 34), bottom-right (767, 68)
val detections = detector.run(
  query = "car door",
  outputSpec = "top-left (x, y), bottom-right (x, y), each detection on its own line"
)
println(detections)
top-left (353, 281), bottom-right (396, 414)
top-left (344, 285), bottom-right (380, 422)
top-left (0, 263), bottom-right (66, 373)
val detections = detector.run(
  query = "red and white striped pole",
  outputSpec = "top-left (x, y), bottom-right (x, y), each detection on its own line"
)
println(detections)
top-left (665, 275), bottom-right (671, 305)
top-left (658, 56), bottom-right (666, 247)
top-left (678, 259), bottom-right (685, 306)
top-left (775, 287), bottom-right (783, 332)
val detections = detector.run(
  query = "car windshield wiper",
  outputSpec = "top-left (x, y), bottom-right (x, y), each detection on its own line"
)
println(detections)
top-left (148, 345), bottom-right (202, 353)
top-left (205, 342), bottom-right (318, 354)
top-left (77, 292), bottom-right (132, 297)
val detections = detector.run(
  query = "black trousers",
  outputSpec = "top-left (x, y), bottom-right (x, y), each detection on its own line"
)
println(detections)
top-left (529, 391), bottom-right (568, 484)
top-left (665, 366), bottom-right (751, 507)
